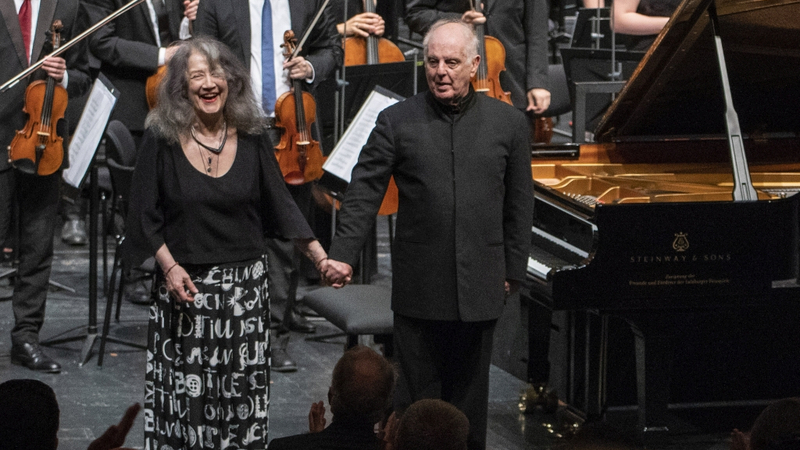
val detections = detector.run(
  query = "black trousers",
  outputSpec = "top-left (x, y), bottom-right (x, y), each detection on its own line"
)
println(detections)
top-left (393, 313), bottom-right (497, 450)
top-left (0, 169), bottom-right (61, 344)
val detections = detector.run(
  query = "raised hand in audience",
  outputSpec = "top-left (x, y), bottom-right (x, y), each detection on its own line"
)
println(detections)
top-left (308, 400), bottom-right (327, 433)
top-left (87, 403), bottom-right (141, 450)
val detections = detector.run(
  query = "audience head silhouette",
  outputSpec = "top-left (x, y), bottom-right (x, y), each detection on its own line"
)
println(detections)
top-left (395, 399), bottom-right (469, 450)
top-left (0, 379), bottom-right (60, 450)
top-left (750, 398), bottom-right (800, 450)
top-left (329, 345), bottom-right (396, 423)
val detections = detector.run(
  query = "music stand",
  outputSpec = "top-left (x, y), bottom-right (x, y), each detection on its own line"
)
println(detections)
top-left (560, 48), bottom-right (645, 140)
top-left (40, 74), bottom-right (120, 366)
top-left (571, 7), bottom-right (616, 50)
top-left (316, 60), bottom-right (420, 154)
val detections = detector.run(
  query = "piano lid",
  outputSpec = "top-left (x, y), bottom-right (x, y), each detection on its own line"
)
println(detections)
top-left (595, 0), bottom-right (800, 142)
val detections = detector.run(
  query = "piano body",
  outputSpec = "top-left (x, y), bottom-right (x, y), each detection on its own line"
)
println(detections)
top-left (526, 0), bottom-right (800, 430)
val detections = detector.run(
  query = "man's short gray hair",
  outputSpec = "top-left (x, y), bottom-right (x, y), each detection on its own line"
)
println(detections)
top-left (422, 19), bottom-right (480, 60)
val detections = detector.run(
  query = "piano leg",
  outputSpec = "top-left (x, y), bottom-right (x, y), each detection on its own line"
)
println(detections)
top-left (628, 313), bottom-right (675, 432)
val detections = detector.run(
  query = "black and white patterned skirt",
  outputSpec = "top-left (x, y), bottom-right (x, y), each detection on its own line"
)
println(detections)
top-left (144, 256), bottom-right (271, 450)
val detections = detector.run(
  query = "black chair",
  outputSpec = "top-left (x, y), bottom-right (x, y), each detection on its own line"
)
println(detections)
top-left (545, 63), bottom-right (573, 140)
top-left (98, 122), bottom-right (149, 366)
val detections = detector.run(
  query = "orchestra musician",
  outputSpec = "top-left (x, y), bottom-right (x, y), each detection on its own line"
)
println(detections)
top-left (613, 0), bottom-right (682, 50)
top-left (194, 0), bottom-right (343, 372)
top-left (404, 0), bottom-right (551, 116)
top-left (332, 0), bottom-right (385, 38)
top-left (324, 20), bottom-right (533, 450)
top-left (0, 0), bottom-right (91, 372)
top-left (81, 0), bottom-right (196, 144)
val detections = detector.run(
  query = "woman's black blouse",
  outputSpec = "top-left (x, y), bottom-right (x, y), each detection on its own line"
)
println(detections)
top-left (125, 128), bottom-right (314, 268)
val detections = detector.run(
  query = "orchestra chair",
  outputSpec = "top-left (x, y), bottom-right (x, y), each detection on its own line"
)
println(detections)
top-left (545, 63), bottom-right (572, 139)
top-left (303, 212), bottom-right (395, 356)
top-left (98, 121), bottom-right (149, 366)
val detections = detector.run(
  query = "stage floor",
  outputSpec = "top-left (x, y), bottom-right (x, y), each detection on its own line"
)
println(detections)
top-left (0, 222), bottom-right (742, 450)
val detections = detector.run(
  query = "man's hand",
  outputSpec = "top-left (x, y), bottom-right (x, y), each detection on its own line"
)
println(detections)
top-left (308, 400), bottom-right (326, 433)
top-left (321, 259), bottom-right (353, 288)
top-left (164, 45), bottom-right (179, 64)
top-left (284, 56), bottom-right (313, 80)
top-left (87, 403), bottom-right (141, 450)
top-left (41, 57), bottom-right (67, 82)
top-left (339, 12), bottom-right (385, 37)
top-left (504, 279), bottom-right (520, 298)
top-left (461, 10), bottom-right (486, 26)
top-left (183, 0), bottom-right (198, 21)
top-left (526, 88), bottom-right (551, 115)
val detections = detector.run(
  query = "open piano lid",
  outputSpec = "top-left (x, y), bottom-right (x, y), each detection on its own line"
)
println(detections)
top-left (595, 0), bottom-right (800, 142)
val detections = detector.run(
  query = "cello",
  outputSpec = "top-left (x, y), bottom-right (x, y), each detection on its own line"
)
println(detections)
top-left (8, 21), bottom-right (68, 176)
top-left (273, 30), bottom-right (325, 185)
top-left (341, 1), bottom-right (401, 215)
top-left (342, 0), bottom-right (404, 66)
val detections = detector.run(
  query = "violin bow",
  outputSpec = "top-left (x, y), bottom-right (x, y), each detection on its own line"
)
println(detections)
top-left (1, 0), bottom-right (146, 92)
top-left (287, 0), bottom-right (331, 60)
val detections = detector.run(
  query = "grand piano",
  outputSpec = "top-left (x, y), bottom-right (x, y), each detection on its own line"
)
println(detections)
top-left (525, 0), bottom-right (800, 430)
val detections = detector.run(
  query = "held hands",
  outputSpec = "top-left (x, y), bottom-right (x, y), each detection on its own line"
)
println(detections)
top-left (308, 400), bottom-right (327, 433)
top-left (164, 262), bottom-right (198, 303)
top-left (316, 259), bottom-right (353, 288)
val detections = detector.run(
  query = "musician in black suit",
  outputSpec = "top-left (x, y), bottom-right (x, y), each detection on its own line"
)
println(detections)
top-left (325, 20), bottom-right (533, 450)
top-left (81, 0), bottom-right (189, 140)
top-left (0, 0), bottom-right (90, 372)
top-left (404, 0), bottom-right (551, 115)
top-left (194, 0), bottom-right (342, 371)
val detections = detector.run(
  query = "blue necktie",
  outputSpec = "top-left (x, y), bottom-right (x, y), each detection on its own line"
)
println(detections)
top-left (261, 0), bottom-right (276, 114)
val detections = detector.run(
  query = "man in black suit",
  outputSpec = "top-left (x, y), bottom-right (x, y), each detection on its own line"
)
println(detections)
top-left (268, 345), bottom-right (395, 450)
top-left (404, 0), bottom-right (551, 115)
top-left (325, 20), bottom-right (533, 450)
top-left (82, 0), bottom-right (189, 140)
top-left (195, 0), bottom-right (343, 371)
top-left (0, 0), bottom-right (91, 372)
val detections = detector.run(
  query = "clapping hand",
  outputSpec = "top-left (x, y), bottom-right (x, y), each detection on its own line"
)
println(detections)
top-left (87, 403), bottom-right (141, 450)
top-left (308, 400), bottom-right (327, 433)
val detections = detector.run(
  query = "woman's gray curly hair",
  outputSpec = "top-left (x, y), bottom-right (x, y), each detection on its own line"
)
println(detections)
top-left (145, 36), bottom-right (267, 143)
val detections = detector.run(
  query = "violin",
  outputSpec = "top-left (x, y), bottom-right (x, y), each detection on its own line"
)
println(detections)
top-left (273, 30), bottom-right (325, 185)
top-left (470, 2), bottom-right (553, 144)
top-left (146, 65), bottom-right (166, 109)
top-left (471, 2), bottom-right (511, 106)
top-left (8, 21), bottom-right (68, 176)
top-left (342, 0), bottom-right (404, 66)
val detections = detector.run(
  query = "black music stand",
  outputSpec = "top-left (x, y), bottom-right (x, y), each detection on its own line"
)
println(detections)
top-left (40, 74), bottom-right (120, 366)
top-left (560, 48), bottom-right (645, 140)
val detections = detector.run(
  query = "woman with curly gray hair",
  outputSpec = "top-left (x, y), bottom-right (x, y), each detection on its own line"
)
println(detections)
top-left (125, 36), bottom-right (331, 450)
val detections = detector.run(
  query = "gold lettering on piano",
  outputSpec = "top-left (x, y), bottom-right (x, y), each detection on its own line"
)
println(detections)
top-left (628, 253), bottom-right (731, 264)
top-left (628, 275), bottom-right (731, 287)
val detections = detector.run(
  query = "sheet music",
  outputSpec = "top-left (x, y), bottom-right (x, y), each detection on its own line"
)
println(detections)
top-left (323, 87), bottom-right (402, 182)
top-left (63, 75), bottom-right (118, 188)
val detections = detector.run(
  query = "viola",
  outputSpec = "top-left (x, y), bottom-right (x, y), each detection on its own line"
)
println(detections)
top-left (342, 0), bottom-right (404, 66)
top-left (146, 65), bottom-right (166, 109)
top-left (471, 2), bottom-right (511, 106)
top-left (273, 30), bottom-right (325, 185)
top-left (470, 3), bottom-right (553, 144)
top-left (8, 21), bottom-right (68, 176)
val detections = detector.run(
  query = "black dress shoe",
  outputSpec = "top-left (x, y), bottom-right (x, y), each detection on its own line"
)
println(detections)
top-left (284, 309), bottom-right (316, 334)
top-left (11, 342), bottom-right (62, 373)
top-left (61, 218), bottom-right (88, 246)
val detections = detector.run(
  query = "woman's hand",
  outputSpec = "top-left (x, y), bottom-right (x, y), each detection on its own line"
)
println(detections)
top-left (338, 12), bottom-right (385, 37)
top-left (164, 263), bottom-right (198, 303)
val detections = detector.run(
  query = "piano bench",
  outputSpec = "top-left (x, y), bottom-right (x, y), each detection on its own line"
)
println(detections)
top-left (302, 284), bottom-right (394, 356)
